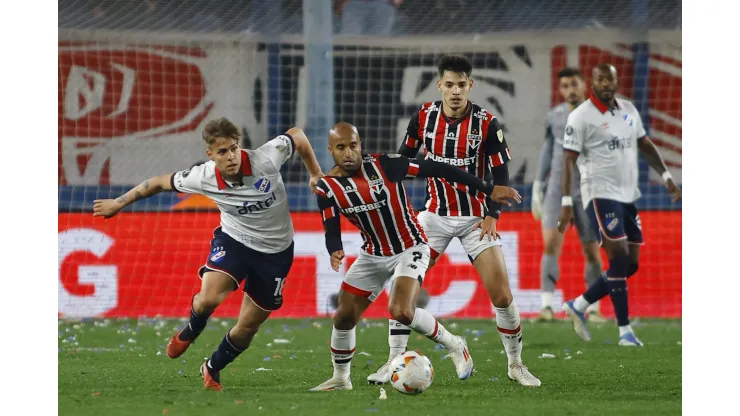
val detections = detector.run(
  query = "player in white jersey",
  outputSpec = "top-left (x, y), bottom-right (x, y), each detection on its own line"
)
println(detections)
top-left (557, 64), bottom-right (681, 346)
top-left (92, 117), bottom-right (324, 390)
top-left (531, 67), bottom-right (604, 322)
top-left (368, 54), bottom-right (541, 387)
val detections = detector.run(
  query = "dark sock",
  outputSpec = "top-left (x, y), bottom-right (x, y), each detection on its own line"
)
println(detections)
top-left (608, 279), bottom-right (630, 326)
top-left (179, 296), bottom-right (212, 342)
top-left (582, 273), bottom-right (610, 304)
top-left (208, 333), bottom-right (246, 372)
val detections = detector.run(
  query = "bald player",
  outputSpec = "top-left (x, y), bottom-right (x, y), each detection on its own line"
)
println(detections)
top-left (532, 67), bottom-right (604, 322)
top-left (559, 64), bottom-right (681, 346)
top-left (93, 117), bottom-right (324, 390)
top-left (309, 122), bottom-right (522, 391)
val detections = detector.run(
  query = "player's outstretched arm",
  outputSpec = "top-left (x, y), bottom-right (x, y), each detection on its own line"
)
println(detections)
top-left (286, 127), bottom-right (324, 193)
top-left (638, 136), bottom-right (681, 202)
top-left (93, 173), bottom-right (175, 219)
top-left (414, 158), bottom-right (521, 206)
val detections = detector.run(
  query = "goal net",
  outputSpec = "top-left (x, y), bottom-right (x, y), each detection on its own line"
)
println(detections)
top-left (58, 0), bottom-right (682, 320)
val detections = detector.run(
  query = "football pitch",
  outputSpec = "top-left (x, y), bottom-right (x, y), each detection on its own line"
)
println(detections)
top-left (59, 318), bottom-right (681, 416)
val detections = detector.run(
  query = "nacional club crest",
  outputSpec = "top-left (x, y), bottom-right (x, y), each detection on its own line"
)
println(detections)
top-left (255, 177), bottom-right (271, 193)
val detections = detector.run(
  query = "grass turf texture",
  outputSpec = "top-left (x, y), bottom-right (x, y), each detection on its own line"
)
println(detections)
top-left (59, 318), bottom-right (681, 416)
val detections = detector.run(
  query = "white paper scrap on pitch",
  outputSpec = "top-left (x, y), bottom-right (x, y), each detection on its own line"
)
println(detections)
top-left (379, 388), bottom-right (387, 400)
top-left (273, 338), bottom-right (291, 344)
top-left (255, 367), bottom-right (272, 371)
top-left (539, 353), bottom-right (556, 359)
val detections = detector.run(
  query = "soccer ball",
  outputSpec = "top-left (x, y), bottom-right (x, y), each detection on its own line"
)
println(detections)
top-left (389, 350), bottom-right (434, 395)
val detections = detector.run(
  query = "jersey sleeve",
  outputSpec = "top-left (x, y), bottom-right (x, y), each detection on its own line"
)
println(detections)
top-left (258, 133), bottom-right (295, 169)
top-left (401, 109), bottom-right (423, 152)
top-left (634, 111), bottom-right (647, 140)
top-left (378, 153), bottom-right (418, 182)
top-left (315, 180), bottom-right (343, 255)
top-left (563, 112), bottom-right (586, 154)
top-left (170, 162), bottom-right (208, 194)
top-left (484, 117), bottom-right (512, 168)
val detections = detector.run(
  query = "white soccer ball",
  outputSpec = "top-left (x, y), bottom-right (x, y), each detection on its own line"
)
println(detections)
top-left (389, 350), bottom-right (434, 395)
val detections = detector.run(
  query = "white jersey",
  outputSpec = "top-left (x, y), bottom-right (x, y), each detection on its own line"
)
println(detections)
top-left (171, 134), bottom-right (295, 254)
top-left (563, 96), bottom-right (646, 208)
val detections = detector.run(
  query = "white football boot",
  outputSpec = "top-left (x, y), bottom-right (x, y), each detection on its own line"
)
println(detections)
top-left (367, 357), bottom-right (393, 385)
top-left (308, 376), bottom-right (353, 392)
top-left (618, 332), bottom-right (644, 347)
top-left (447, 336), bottom-right (474, 380)
top-left (508, 362), bottom-right (542, 387)
top-left (563, 300), bottom-right (592, 342)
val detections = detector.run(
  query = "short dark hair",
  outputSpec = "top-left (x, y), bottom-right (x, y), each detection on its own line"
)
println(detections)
top-left (437, 54), bottom-right (473, 78)
top-left (558, 67), bottom-right (584, 80)
top-left (202, 117), bottom-right (241, 146)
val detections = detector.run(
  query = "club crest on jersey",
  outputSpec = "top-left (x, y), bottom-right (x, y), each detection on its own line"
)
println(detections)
top-left (369, 175), bottom-right (384, 195)
top-left (255, 177), bottom-right (271, 193)
top-left (622, 114), bottom-right (634, 127)
top-left (467, 129), bottom-right (482, 149)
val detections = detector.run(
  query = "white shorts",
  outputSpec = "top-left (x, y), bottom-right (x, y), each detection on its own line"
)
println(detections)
top-left (417, 211), bottom-right (501, 262)
top-left (341, 244), bottom-right (431, 301)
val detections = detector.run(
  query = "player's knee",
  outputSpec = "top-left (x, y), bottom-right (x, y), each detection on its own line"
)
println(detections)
top-left (388, 303), bottom-right (415, 326)
top-left (606, 256), bottom-right (631, 279)
top-left (543, 240), bottom-right (560, 256)
top-left (193, 293), bottom-right (223, 314)
top-left (491, 291), bottom-right (513, 308)
top-left (231, 321), bottom-right (260, 339)
top-left (628, 263), bottom-right (639, 278)
top-left (333, 309), bottom-right (358, 330)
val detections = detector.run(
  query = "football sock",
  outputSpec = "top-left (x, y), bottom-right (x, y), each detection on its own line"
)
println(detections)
top-left (618, 324), bottom-right (634, 337)
top-left (179, 295), bottom-right (212, 342)
top-left (208, 332), bottom-right (245, 372)
top-left (540, 254), bottom-right (559, 302)
top-left (408, 308), bottom-right (456, 350)
top-left (331, 327), bottom-right (355, 379)
top-left (388, 319), bottom-right (411, 360)
top-left (494, 301), bottom-right (523, 365)
top-left (606, 256), bottom-right (631, 326)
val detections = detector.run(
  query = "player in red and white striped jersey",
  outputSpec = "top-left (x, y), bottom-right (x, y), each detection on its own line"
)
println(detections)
top-left (309, 122), bottom-right (521, 391)
top-left (369, 54), bottom-right (541, 387)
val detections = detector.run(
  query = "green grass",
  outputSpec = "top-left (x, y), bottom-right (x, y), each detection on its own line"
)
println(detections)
top-left (58, 318), bottom-right (681, 416)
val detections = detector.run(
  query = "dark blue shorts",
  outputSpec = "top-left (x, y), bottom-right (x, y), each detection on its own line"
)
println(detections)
top-left (198, 227), bottom-right (294, 311)
top-left (586, 198), bottom-right (644, 245)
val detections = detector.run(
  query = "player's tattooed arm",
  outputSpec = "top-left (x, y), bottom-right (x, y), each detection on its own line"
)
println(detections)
top-left (94, 173), bottom-right (174, 219)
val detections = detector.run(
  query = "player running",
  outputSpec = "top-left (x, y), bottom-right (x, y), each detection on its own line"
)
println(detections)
top-left (531, 67), bottom-right (605, 322)
top-left (309, 122), bottom-right (521, 391)
top-left (92, 117), bottom-right (324, 390)
top-left (368, 54), bottom-right (541, 387)
top-left (558, 64), bottom-right (681, 346)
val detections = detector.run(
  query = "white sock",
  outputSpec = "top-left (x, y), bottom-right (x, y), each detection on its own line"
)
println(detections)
top-left (586, 300), bottom-right (601, 314)
top-left (408, 308), bottom-right (456, 350)
top-left (388, 319), bottom-right (410, 360)
top-left (618, 325), bottom-right (633, 337)
top-left (330, 327), bottom-right (355, 379)
top-left (540, 292), bottom-right (553, 310)
top-left (494, 301), bottom-right (523, 365)
top-left (573, 295), bottom-right (591, 313)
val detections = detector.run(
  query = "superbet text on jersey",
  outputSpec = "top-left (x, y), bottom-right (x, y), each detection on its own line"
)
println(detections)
top-left (404, 101), bottom-right (511, 217)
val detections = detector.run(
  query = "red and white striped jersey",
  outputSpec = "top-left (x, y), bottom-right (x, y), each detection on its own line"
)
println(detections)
top-left (403, 100), bottom-right (511, 217)
top-left (315, 154), bottom-right (427, 257)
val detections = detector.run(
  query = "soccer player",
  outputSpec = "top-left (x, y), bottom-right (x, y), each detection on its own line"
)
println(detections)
top-left (531, 67), bottom-right (605, 322)
top-left (368, 54), bottom-right (541, 387)
top-left (309, 122), bottom-right (522, 391)
top-left (92, 117), bottom-right (324, 390)
top-left (558, 64), bottom-right (681, 346)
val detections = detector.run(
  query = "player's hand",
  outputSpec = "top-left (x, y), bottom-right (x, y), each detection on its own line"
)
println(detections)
top-left (330, 250), bottom-right (345, 272)
top-left (531, 181), bottom-right (544, 221)
top-left (93, 199), bottom-right (124, 219)
top-left (474, 216), bottom-right (501, 242)
top-left (489, 186), bottom-right (521, 207)
top-left (556, 206), bottom-right (574, 233)
top-left (666, 179), bottom-right (681, 203)
top-left (309, 172), bottom-right (325, 194)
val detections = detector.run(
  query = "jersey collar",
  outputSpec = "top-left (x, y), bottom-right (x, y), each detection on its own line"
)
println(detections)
top-left (215, 150), bottom-right (253, 190)
top-left (589, 95), bottom-right (620, 114)
top-left (441, 101), bottom-right (472, 125)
